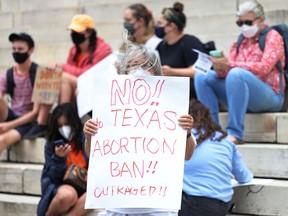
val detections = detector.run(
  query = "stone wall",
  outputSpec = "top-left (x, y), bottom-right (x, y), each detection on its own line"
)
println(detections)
top-left (0, 0), bottom-right (287, 73)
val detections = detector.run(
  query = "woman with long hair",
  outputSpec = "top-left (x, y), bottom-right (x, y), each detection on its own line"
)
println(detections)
top-left (61, 14), bottom-right (112, 103)
top-left (179, 100), bottom-right (253, 216)
top-left (24, 14), bottom-right (112, 139)
top-left (37, 103), bottom-right (90, 216)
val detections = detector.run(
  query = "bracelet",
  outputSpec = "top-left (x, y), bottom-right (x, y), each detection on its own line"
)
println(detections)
top-left (187, 133), bottom-right (191, 138)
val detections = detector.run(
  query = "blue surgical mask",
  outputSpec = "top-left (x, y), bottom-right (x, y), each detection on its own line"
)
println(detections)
top-left (155, 25), bottom-right (166, 39)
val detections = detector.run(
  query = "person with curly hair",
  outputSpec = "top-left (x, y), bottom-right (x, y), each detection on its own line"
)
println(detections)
top-left (179, 100), bottom-right (253, 216)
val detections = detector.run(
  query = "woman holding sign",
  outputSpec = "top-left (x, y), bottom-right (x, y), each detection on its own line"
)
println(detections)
top-left (83, 36), bottom-right (196, 216)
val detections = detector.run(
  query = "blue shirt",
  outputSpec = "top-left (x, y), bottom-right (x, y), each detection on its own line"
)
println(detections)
top-left (182, 131), bottom-right (253, 202)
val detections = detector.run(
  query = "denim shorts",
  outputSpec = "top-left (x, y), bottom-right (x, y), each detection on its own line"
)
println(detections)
top-left (6, 108), bottom-right (34, 137)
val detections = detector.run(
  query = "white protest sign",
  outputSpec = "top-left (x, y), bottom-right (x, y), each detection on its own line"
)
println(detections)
top-left (85, 74), bottom-right (189, 210)
top-left (77, 54), bottom-right (118, 117)
top-left (192, 49), bottom-right (213, 74)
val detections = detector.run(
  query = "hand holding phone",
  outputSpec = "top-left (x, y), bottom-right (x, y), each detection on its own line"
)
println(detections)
top-left (209, 50), bottom-right (222, 58)
top-left (54, 139), bottom-right (65, 147)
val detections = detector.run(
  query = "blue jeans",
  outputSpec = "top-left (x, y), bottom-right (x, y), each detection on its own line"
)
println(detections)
top-left (194, 68), bottom-right (284, 139)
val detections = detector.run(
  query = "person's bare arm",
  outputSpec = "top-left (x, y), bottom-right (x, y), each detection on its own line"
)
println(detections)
top-left (178, 114), bottom-right (195, 160)
top-left (185, 133), bottom-right (196, 160)
top-left (161, 65), bottom-right (196, 77)
top-left (83, 119), bottom-right (98, 157)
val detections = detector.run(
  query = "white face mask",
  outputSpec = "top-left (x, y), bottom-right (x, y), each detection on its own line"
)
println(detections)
top-left (241, 24), bottom-right (259, 38)
top-left (129, 69), bottom-right (152, 76)
top-left (58, 125), bottom-right (72, 140)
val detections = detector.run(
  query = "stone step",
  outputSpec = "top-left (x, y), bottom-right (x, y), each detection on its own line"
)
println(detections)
top-left (219, 112), bottom-right (288, 144)
top-left (238, 144), bottom-right (288, 179)
top-left (0, 162), bottom-right (42, 195)
top-left (231, 179), bottom-right (288, 216)
top-left (0, 193), bottom-right (103, 216)
top-left (0, 178), bottom-right (287, 216)
top-left (9, 138), bottom-right (45, 164)
top-left (1, 112), bottom-right (287, 165)
top-left (0, 149), bottom-right (8, 162)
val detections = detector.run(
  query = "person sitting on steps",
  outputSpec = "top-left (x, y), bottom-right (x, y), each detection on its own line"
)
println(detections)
top-left (0, 32), bottom-right (40, 154)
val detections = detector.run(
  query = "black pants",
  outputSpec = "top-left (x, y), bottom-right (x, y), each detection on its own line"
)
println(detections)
top-left (179, 192), bottom-right (231, 216)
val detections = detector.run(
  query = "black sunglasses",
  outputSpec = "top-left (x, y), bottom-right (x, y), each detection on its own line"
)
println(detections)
top-left (236, 18), bottom-right (259, 27)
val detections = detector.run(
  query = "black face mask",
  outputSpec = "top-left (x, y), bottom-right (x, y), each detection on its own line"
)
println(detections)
top-left (12, 52), bottom-right (29, 64)
top-left (124, 22), bottom-right (136, 35)
top-left (71, 31), bottom-right (86, 45)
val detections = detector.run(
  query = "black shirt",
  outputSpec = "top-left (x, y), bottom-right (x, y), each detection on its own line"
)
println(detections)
top-left (156, 34), bottom-right (207, 99)
top-left (156, 34), bottom-right (207, 68)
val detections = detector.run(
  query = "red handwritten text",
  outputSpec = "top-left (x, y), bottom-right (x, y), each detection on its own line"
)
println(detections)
top-left (91, 137), bottom-right (177, 157)
top-left (110, 78), bottom-right (165, 106)
top-left (94, 185), bottom-right (168, 198)
top-left (110, 160), bottom-right (158, 178)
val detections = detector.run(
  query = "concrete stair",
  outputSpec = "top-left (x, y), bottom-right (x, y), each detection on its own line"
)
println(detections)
top-left (0, 112), bottom-right (287, 215)
top-left (0, 0), bottom-right (288, 215)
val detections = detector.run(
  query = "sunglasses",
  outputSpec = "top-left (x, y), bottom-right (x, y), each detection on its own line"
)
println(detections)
top-left (236, 18), bottom-right (259, 27)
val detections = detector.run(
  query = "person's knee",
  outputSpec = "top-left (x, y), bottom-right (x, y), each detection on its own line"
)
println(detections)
top-left (54, 187), bottom-right (78, 206)
top-left (226, 67), bottom-right (245, 82)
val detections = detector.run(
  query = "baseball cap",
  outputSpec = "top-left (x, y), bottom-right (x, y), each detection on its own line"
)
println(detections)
top-left (9, 32), bottom-right (35, 49)
top-left (67, 14), bottom-right (95, 32)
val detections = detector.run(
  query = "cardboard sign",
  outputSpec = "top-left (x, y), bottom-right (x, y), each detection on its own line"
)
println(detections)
top-left (85, 74), bottom-right (189, 210)
top-left (32, 66), bottom-right (62, 104)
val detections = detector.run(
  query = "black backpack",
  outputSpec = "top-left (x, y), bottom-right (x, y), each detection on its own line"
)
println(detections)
top-left (6, 62), bottom-right (38, 98)
top-left (236, 23), bottom-right (288, 94)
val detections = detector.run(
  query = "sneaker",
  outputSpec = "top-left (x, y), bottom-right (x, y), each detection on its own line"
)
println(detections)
top-left (24, 123), bottom-right (47, 139)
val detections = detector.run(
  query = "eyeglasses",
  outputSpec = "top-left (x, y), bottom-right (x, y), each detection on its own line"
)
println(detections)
top-left (236, 17), bottom-right (259, 27)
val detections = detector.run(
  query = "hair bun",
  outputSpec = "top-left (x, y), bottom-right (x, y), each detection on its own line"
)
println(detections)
top-left (173, 2), bottom-right (184, 13)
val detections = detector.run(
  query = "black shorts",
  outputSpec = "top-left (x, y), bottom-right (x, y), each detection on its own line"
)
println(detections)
top-left (6, 108), bottom-right (35, 138)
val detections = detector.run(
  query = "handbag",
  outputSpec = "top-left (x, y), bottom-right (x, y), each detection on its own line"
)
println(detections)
top-left (63, 163), bottom-right (88, 196)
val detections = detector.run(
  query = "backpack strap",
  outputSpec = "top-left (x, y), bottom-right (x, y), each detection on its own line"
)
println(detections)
top-left (6, 62), bottom-right (38, 98)
top-left (6, 67), bottom-right (15, 97)
top-left (236, 34), bottom-right (244, 54)
top-left (259, 26), bottom-right (285, 94)
top-left (29, 62), bottom-right (38, 87)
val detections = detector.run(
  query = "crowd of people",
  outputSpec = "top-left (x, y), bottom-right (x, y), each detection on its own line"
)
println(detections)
top-left (0, 0), bottom-right (286, 215)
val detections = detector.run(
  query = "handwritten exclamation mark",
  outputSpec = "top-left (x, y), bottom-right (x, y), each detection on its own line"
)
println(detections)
top-left (146, 161), bottom-right (158, 174)
top-left (152, 161), bottom-right (158, 174)
top-left (151, 80), bottom-right (165, 106)
top-left (147, 161), bottom-right (153, 173)
top-left (162, 187), bottom-right (167, 197)
top-left (159, 186), bottom-right (163, 195)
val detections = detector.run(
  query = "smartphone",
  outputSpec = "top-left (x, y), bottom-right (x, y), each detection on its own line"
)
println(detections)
top-left (209, 50), bottom-right (222, 58)
top-left (54, 139), bottom-right (65, 147)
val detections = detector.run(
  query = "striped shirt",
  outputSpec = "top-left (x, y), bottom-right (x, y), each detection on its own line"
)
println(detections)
top-left (0, 66), bottom-right (34, 116)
